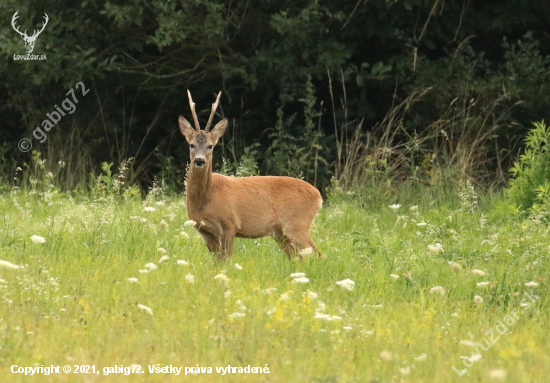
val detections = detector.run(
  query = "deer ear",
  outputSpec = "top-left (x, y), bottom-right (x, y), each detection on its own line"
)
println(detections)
top-left (210, 119), bottom-right (228, 145)
top-left (179, 116), bottom-right (195, 143)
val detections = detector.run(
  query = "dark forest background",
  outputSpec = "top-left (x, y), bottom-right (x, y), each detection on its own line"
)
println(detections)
top-left (1, 0), bottom-right (549, 201)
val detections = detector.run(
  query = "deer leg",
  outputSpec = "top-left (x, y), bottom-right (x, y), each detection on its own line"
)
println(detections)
top-left (218, 234), bottom-right (235, 260)
top-left (199, 230), bottom-right (221, 254)
top-left (272, 228), bottom-right (298, 259)
top-left (201, 221), bottom-right (235, 260)
top-left (281, 238), bottom-right (297, 259)
top-left (283, 226), bottom-right (321, 258)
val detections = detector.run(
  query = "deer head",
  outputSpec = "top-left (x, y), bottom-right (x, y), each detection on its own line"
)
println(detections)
top-left (12, 11), bottom-right (49, 54)
top-left (179, 91), bottom-right (227, 169)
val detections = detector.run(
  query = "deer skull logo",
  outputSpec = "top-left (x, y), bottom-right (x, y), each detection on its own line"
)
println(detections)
top-left (11, 11), bottom-right (49, 54)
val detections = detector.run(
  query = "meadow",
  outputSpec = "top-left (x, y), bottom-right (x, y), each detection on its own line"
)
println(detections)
top-left (0, 178), bottom-right (548, 383)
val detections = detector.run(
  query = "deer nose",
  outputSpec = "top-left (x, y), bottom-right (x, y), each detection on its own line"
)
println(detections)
top-left (194, 157), bottom-right (206, 167)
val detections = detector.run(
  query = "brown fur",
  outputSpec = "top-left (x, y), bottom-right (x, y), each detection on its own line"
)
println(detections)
top-left (179, 97), bottom-right (322, 260)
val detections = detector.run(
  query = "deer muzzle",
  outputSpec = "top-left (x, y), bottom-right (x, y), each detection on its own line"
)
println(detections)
top-left (193, 157), bottom-right (206, 167)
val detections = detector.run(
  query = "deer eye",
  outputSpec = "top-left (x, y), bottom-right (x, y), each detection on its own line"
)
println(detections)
top-left (207, 145), bottom-right (213, 150)
top-left (189, 144), bottom-right (195, 149)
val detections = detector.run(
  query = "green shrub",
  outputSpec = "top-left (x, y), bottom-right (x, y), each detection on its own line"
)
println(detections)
top-left (507, 121), bottom-right (550, 212)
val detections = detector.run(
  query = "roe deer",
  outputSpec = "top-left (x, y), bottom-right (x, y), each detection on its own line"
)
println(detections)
top-left (179, 90), bottom-right (322, 260)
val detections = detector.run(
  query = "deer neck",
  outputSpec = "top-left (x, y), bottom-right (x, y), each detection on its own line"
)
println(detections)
top-left (186, 162), bottom-right (214, 210)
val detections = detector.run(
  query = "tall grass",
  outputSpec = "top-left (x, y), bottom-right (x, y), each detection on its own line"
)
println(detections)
top-left (0, 174), bottom-right (548, 382)
top-left (332, 85), bottom-right (517, 207)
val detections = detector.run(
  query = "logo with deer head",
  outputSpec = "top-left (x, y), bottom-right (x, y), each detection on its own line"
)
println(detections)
top-left (11, 11), bottom-right (48, 54)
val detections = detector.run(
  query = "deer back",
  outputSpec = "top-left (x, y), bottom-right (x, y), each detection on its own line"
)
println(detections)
top-left (189, 174), bottom-right (322, 238)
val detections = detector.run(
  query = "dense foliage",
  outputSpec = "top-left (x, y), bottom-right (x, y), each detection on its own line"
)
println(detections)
top-left (507, 121), bottom-right (550, 219)
top-left (1, 0), bottom-right (549, 194)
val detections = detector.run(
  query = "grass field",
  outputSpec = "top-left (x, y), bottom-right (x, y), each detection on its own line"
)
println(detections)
top-left (0, 184), bottom-right (548, 382)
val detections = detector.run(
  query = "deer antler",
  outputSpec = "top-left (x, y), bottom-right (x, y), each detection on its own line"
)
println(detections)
top-left (11, 11), bottom-right (28, 39)
top-left (187, 90), bottom-right (200, 131)
top-left (30, 13), bottom-right (48, 39)
top-left (205, 92), bottom-right (222, 132)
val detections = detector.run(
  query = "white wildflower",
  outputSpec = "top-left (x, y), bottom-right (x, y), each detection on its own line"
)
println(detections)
top-left (414, 353), bottom-right (427, 361)
top-left (224, 290), bottom-right (232, 299)
top-left (450, 262), bottom-right (463, 272)
top-left (137, 304), bottom-right (153, 315)
top-left (0, 260), bottom-right (23, 269)
top-left (30, 235), bottom-right (46, 244)
top-left (343, 326), bottom-right (352, 330)
top-left (180, 231), bottom-right (189, 238)
top-left (476, 281), bottom-right (490, 287)
top-left (236, 299), bottom-right (247, 311)
top-left (525, 281), bottom-right (539, 287)
top-left (467, 354), bottom-right (482, 362)
top-left (127, 278), bottom-right (138, 283)
top-left (416, 222), bottom-right (427, 226)
top-left (389, 274), bottom-right (400, 280)
top-left (279, 291), bottom-right (293, 301)
top-left (214, 274), bottom-right (230, 286)
top-left (379, 351), bottom-right (392, 361)
top-left (474, 295), bottom-right (484, 304)
top-left (292, 277), bottom-right (310, 284)
top-left (290, 272), bottom-right (306, 278)
top-left (155, 201), bottom-right (165, 206)
top-left (428, 243), bottom-right (444, 253)
top-left (228, 312), bottom-right (245, 318)
top-left (184, 220), bottom-right (197, 227)
top-left (234, 263), bottom-right (243, 270)
top-left (429, 286), bottom-right (446, 295)
top-left (459, 340), bottom-right (476, 347)
top-left (138, 269), bottom-right (149, 273)
top-left (159, 255), bottom-right (170, 263)
top-left (489, 369), bottom-right (507, 380)
top-left (410, 205), bottom-right (418, 211)
top-left (472, 269), bottom-right (486, 276)
top-left (389, 204), bottom-right (401, 211)
top-left (399, 366), bottom-right (411, 375)
top-left (316, 301), bottom-right (326, 312)
top-left (306, 291), bottom-right (318, 300)
top-left (185, 274), bottom-right (195, 283)
top-left (336, 278), bottom-right (355, 291)
top-left (157, 247), bottom-right (167, 254)
top-left (451, 312), bottom-right (459, 318)
top-left (143, 207), bottom-right (156, 212)
top-left (176, 260), bottom-right (189, 266)
top-left (145, 263), bottom-right (157, 270)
